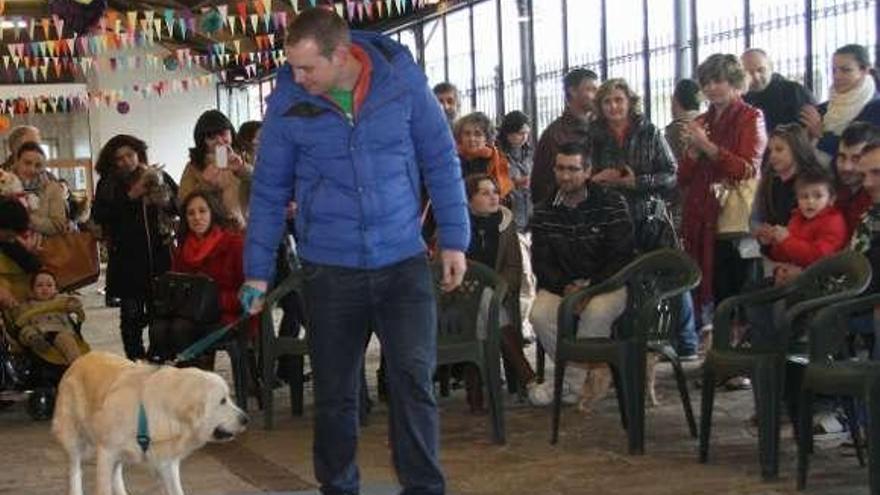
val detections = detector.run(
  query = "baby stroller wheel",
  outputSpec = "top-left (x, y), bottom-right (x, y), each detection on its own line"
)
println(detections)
top-left (27, 387), bottom-right (55, 421)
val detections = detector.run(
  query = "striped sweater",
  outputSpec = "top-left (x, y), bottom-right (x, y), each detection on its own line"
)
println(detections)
top-left (530, 184), bottom-right (635, 296)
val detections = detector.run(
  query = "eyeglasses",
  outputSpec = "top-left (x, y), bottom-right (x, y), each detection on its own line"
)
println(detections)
top-left (554, 165), bottom-right (584, 173)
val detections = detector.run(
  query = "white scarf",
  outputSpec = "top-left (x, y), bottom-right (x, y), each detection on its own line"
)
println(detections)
top-left (823, 75), bottom-right (877, 135)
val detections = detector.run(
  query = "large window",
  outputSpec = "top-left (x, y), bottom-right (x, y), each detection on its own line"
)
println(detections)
top-left (499, 0), bottom-right (524, 119)
top-left (695, 0), bottom-right (746, 62)
top-left (606, 0), bottom-right (646, 120)
top-left (473, 1), bottom-right (501, 119)
top-left (532, 0), bottom-right (564, 133)
top-left (750, 0), bottom-right (808, 84)
top-left (423, 18), bottom-right (446, 87)
top-left (446, 9), bottom-right (472, 114)
top-left (648, 0), bottom-right (677, 127)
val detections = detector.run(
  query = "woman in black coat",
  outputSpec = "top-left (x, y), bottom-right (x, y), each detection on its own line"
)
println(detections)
top-left (91, 134), bottom-right (178, 359)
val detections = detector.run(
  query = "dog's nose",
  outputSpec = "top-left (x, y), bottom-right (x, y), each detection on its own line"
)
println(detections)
top-left (239, 413), bottom-right (249, 426)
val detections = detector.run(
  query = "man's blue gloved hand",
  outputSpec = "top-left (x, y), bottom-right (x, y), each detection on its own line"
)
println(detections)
top-left (239, 282), bottom-right (267, 315)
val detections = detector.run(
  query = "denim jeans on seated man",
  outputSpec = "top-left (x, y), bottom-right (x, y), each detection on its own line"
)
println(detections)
top-left (529, 287), bottom-right (628, 402)
top-left (302, 255), bottom-right (443, 495)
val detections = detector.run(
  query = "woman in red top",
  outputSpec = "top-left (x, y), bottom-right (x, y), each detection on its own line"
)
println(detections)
top-left (679, 53), bottom-right (767, 323)
top-left (173, 191), bottom-right (246, 327)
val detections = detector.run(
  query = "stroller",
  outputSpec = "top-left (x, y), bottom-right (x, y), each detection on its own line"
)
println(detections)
top-left (0, 307), bottom-right (90, 420)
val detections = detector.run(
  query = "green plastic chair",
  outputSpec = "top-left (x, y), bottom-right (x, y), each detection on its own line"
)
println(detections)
top-left (432, 260), bottom-right (507, 445)
top-left (796, 291), bottom-right (880, 493)
top-left (259, 272), bottom-right (310, 429)
top-left (699, 250), bottom-right (871, 480)
top-left (552, 248), bottom-right (702, 454)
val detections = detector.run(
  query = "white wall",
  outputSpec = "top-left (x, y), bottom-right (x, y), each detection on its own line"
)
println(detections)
top-left (87, 50), bottom-right (217, 181)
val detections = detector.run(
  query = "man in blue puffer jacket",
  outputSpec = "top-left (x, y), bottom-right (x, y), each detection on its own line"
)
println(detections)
top-left (241, 8), bottom-right (469, 495)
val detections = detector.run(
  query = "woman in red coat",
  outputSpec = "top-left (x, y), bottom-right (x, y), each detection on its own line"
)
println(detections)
top-left (174, 191), bottom-right (246, 327)
top-left (679, 53), bottom-right (767, 326)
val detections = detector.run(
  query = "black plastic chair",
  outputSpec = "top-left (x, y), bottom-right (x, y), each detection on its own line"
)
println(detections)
top-left (552, 248), bottom-right (702, 454)
top-left (796, 292), bottom-right (880, 493)
top-left (258, 272), bottom-right (309, 429)
top-left (699, 250), bottom-right (871, 480)
top-left (432, 260), bottom-right (507, 444)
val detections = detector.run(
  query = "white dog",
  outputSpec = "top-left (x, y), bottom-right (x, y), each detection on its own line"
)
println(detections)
top-left (52, 351), bottom-right (248, 495)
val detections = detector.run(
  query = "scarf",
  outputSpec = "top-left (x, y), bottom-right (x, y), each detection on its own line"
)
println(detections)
top-left (457, 145), bottom-right (514, 197)
top-left (467, 210), bottom-right (502, 269)
top-left (179, 227), bottom-right (225, 267)
top-left (824, 75), bottom-right (877, 135)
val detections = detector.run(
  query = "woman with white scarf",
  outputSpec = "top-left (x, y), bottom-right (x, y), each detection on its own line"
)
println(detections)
top-left (802, 44), bottom-right (880, 165)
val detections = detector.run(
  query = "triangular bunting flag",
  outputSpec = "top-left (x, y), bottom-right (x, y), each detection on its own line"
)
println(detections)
top-left (126, 11), bottom-right (138, 32)
top-left (178, 17), bottom-right (187, 38)
top-left (39, 64), bottom-right (47, 80)
top-left (153, 19), bottom-right (163, 39)
top-left (289, 0), bottom-right (299, 14)
top-left (164, 9), bottom-right (175, 37)
top-left (249, 14), bottom-right (258, 34)
top-left (233, 39), bottom-right (240, 53)
top-left (262, 13), bottom-right (271, 32)
top-left (26, 18), bottom-right (34, 40)
top-left (217, 5), bottom-right (228, 23)
top-left (254, 0), bottom-right (265, 16)
top-left (347, 1), bottom-right (356, 20)
top-left (40, 18), bottom-right (50, 39)
top-left (145, 10), bottom-right (155, 23)
top-left (228, 16), bottom-right (237, 35)
top-left (268, 33), bottom-right (275, 47)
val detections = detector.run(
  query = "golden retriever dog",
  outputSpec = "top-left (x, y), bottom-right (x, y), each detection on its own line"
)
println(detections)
top-left (51, 351), bottom-right (248, 495)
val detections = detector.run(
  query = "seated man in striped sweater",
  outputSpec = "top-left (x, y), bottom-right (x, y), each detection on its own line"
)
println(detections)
top-left (528, 141), bottom-right (636, 409)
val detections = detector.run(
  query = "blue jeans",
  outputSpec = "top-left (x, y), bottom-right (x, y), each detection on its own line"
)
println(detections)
top-left (302, 255), bottom-right (444, 495)
top-left (676, 292), bottom-right (699, 356)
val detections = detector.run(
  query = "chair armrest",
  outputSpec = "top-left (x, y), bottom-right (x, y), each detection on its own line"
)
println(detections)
top-left (711, 283), bottom-right (794, 351)
top-left (263, 272), bottom-right (303, 309)
top-left (808, 293), bottom-right (880, 359)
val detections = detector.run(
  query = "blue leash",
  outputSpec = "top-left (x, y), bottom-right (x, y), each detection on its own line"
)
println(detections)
top-left (169, 316), bottom-right (249, 366)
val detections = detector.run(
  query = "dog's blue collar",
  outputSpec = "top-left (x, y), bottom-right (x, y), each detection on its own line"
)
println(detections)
top-left (136, 402), bottom-right (150, 454)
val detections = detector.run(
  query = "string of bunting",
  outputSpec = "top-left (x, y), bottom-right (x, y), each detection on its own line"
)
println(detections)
top-left (0, 72), bottom-right (223, 115)
top-left (0, 0), bottom-right (437, 46)
top-left (0, 47), bottom-right (287, 83)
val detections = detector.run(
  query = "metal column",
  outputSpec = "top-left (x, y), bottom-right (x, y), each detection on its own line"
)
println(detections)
top-left (674, 0), bottom-right (692, 80)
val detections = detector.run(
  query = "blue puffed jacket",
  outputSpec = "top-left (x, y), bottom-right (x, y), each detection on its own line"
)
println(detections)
top-left (244, 31), bottom-right (469, 280)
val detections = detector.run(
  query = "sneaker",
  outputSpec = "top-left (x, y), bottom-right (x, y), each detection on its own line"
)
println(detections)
top-left (527, 381), bottom-right (580, 407)
top-left (813, 411), bottom-right (847, 435)
top-left (678, 352), bottom-right (700, 362)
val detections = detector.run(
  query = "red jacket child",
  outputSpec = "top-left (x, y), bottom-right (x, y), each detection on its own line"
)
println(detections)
top-left (769, 206), bottom-right (848, 268)
top-left (172, 227), bottom-right (245, 326)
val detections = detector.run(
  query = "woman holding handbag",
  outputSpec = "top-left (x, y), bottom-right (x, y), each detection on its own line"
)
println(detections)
top-left (154, 191), bottom-right (249, 368)
top-left (590, 78), bottom-right (699, 359)
top-left (679, 54), bottom-right (768, 330)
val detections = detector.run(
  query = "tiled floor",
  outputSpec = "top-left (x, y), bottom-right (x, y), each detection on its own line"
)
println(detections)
top-left (0, 285), bottom-right (873, 494)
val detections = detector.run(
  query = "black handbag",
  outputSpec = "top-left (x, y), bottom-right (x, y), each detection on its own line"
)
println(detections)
top-left (152, 272), bottom-right (221, 324)
top-left (633, 196), bottom-right (680, 253)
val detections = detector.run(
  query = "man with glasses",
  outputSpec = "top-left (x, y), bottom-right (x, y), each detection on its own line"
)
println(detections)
top-left (527, 141), bottom-right (635, 407)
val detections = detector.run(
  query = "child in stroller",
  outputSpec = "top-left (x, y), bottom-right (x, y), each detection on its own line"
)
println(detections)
top-left (0, 270), bottom-right (90, 419)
